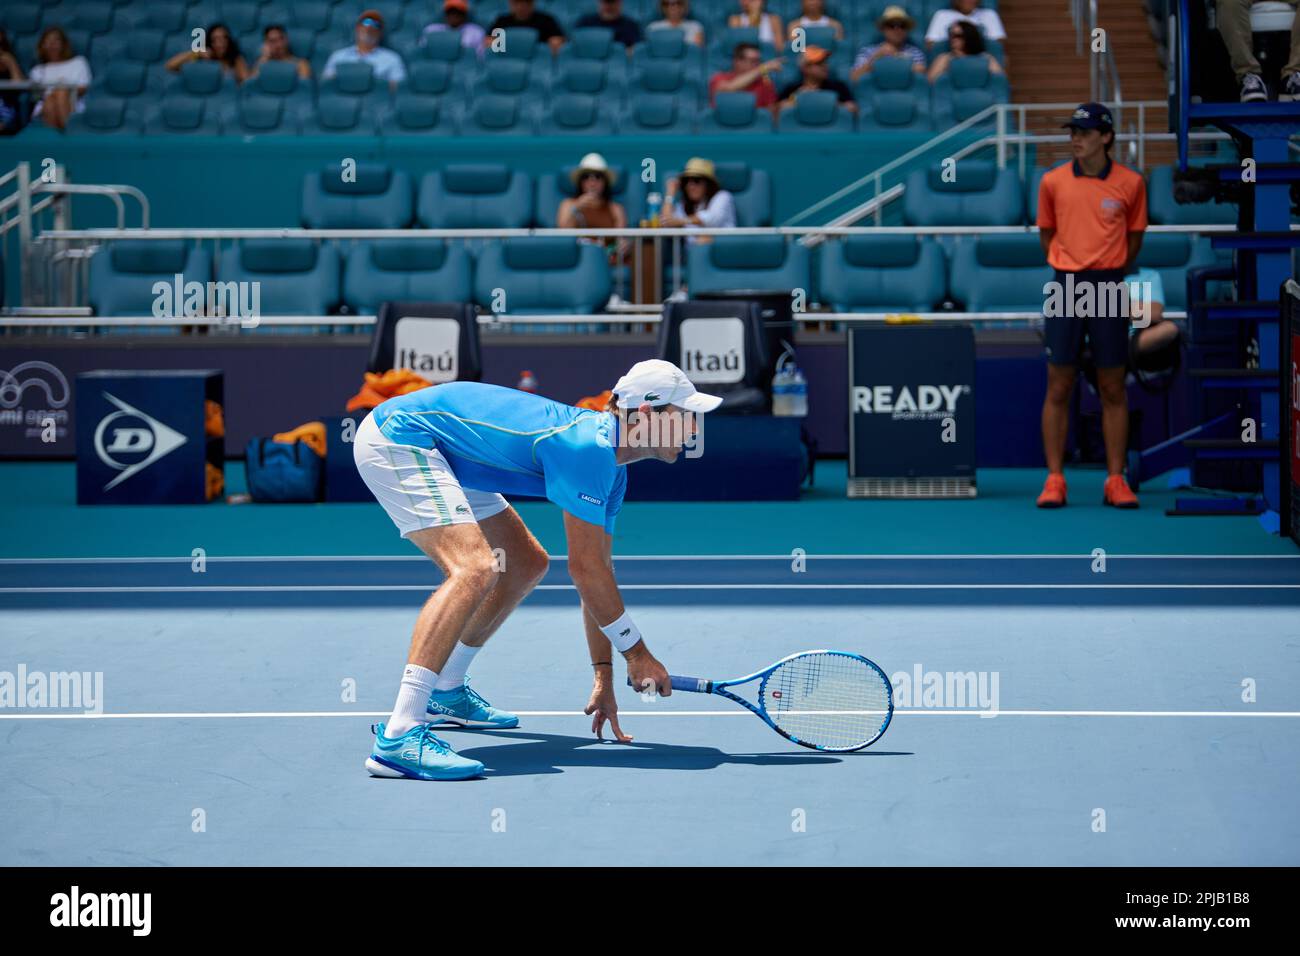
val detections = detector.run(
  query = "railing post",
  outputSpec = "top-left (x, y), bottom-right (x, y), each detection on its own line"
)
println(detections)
top-left (16, 161), bottom-right (31, 307)
top-left (996, 106), bottom-right (1007, 168)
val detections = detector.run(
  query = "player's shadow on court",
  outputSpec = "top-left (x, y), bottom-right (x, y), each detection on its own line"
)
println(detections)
top-left (455, 730), bottom-right (911, 776)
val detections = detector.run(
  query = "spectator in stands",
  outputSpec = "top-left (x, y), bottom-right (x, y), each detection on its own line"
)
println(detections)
top-left (0, 30), bottom-right (24, 135)
top-left (1217, 0), bottom-right (1300, 101)
top-left (649, 0), bottom-right (706, 46)
top-left (1035, 102), bottom-right (1147, 510)
top-left (728, 0), bottom-right (785, 52)
top-left (1125, 267), bottom-right (1178, 357)
top-left (421, 0), bottom-right (487, 55)
top-left (576, 0), bottom-right (644, 48)
top-left (487, 0), bottom-right (567, 54)
top-left (29, 27), bottom-right (93, 129)
top-left (924, 0), bottom-right (1006, 50)
top-left (557, 153), bottom-right (629, 265)
top-left (322, 10), bottom-right (407, 87)
top-left (660, 158), bottom-right (736, 242)
top-left (250, 25), bottom-right (312, 80)
top-left (778, 46), bottom-right (855, 113)
top-left (709, 43), bottom-right (782, 113)
top-left (850, 6), bottom-right (925, 82)
top-left (787, 0), bottom-right (844, 44)
top-left (166, 22), bottom-right (249, 83)
top-left (927, 19), bottom-right (1003, 82)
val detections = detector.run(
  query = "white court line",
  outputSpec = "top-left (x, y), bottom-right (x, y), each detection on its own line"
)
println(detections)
top-left (3, 583), bottom-right (1298, 594)
top-left (1, 710), bottom-right (1298, 720)
top-left (1, 554), bottom-right (1296, 564)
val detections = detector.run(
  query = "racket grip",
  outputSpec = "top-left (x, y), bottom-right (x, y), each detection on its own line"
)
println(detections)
top-left (625, 675), bottom-right (711, 693)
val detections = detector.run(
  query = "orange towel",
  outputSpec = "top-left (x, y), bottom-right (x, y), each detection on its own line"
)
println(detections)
top-left (346, 369), bottom-right (433, 412)
top-left (273, 421), bottom-right (327, 458)
top-left (205, 461), bottom-right (224, 501)
top-left (204, 400), bottom-right (225, 438)
top-left (575, 389), bottom-right (613, 411)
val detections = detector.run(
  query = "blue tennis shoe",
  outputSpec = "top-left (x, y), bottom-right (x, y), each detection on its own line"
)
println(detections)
top-left (365, 722), bottom-right (484, 781)
top-left (427, 679), bottom-right (520, 729)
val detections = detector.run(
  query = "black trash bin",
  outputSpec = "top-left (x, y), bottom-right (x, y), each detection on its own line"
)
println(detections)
top-left (694, 288), bottom-right (796, 384)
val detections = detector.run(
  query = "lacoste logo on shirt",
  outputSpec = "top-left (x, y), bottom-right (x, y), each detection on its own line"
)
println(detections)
top-left (579, 493), bottom-right (603, 505)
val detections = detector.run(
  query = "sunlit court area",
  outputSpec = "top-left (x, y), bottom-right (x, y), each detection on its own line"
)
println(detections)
top-left (1, 0), bottom-right (1299, 902)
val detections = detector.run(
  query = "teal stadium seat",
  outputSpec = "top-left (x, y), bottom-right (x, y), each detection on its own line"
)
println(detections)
top-left (553, 59), bottom-right (626, 103)
top-left (381, 94), bottom-right (458, 134)
top-left (458, 94), bottom-right (537, 135)
top-left (229, 94), bottom-right (301, 134)
top-left (623, 93), bottom-right (694, 133)
top-left (479, 56), bottom-right (546, 108)
top-left (855, 56), bottom-right (931, 131)
top-left (488, 26), bottom-right (544, 63)
top-left (931, 56), bottom-right (1010, 125)
top-left (631, 27), bottom-right (706, 81)
top-left (709, 27), bottom-right (775, 73)
top-left (88, 240), bottom-right (213, 316)
top-left (698, 91), bottom-right (776, 134)
top-left (557, 27), bottom-right (629, 80)
top-left (239, 60), bottom-right (312, 121)
top-left (413, 28), bottom-right (476, 72)
top-left (687, 235), bottom-right (811, 295)
top-left (165, 60), bottom-right (239, 116)
top-left (541, 93), bottom-right (618, 136)
top-left (714, 162), bottom-right (773, 226)
top-left (144, 95), bottom-right (224, 134)
top-left (629, 61), bottom-right (702, 109)
top-left (819, 235), bottom-right (946, 312)
top-left (215, 1), bottom-right (265, 36)
top-left (1147, 165), bottom-right (1238, 226)
top-left (344, 240), bottom-right (473, 314)
top-left (123, 3), bottom-right (188, 34)
top-left (534, 160), bottom-right (645, 227)
top-left (903, 160), bottom-right (1023, 226)
top-left (418, 164), bottom-right (534, 228)
top-left (88, 60), bottom-right (162, 101)
top-left (92, 29), bottom-right (168, 73)
top-left (403, 60), bottom-right (460, 98)
top-left (948, 234), bottom-right (1052, 313)
top-left (217, 239), bottom-right (341, 315)
top-left (5, 5), bottom-right (43, 38)
top-left (320, 61), bottom-right (393, 108)
top-left (473, 238), bottom-right (612, 314)
top-left (1133, 233), bottom-right (1215, 310)
top-left (63, 96), bottom-right (141, 134)
top-left (66, 1), bottom-right (116, 37)
top-left (1024, 161), bottom-right (1068, 223)
top-left (778, 89), bottom-right (855, 132)
top-left (285, 0), bottom-right (338, 35)
top-left (301, 162), bottom-right (413, 228)
top-left (304, 94), bottom-right (379, 134)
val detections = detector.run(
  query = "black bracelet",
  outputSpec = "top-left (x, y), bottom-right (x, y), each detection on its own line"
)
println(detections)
top-left (592, 661), bottom-right (613, 667)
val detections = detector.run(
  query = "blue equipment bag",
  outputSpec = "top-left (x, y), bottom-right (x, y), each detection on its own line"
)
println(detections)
top-left (244, 438), bottom-right (323, 503)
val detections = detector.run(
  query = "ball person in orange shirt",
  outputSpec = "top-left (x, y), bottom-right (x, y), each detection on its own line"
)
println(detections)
top-left (1035, 102), bottom-right (1146, 508)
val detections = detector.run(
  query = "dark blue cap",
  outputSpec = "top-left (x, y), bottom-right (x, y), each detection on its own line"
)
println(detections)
top-left (1063, 102), bottom-right (1114, 131)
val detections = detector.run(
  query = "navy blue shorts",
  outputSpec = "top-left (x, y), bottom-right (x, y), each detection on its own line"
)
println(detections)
top-left (1043, 268), bottom-right (1131, 369)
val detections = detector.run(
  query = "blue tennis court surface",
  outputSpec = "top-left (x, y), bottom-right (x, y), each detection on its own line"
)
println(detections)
top-left (3, 552), bottom-right (1298, 866)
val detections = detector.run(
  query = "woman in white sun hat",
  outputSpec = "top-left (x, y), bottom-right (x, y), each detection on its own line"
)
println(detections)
top-left (557, 152), bottom-right (629, 265)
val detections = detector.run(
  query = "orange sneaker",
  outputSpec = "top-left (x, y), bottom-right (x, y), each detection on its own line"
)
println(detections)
top-left (1103, 474), bottom-right (1139, 508)
top-left (1036, 473), bottom-right (1067, 508)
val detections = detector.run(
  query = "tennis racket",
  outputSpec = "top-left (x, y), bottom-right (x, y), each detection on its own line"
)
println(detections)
top-left (628, 650), bottom-right (894, 752)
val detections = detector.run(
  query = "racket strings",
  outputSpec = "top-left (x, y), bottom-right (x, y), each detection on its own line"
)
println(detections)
top-left (761, 653), bottom-right (892, 750)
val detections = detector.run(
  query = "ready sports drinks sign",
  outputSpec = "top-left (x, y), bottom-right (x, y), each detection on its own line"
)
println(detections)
top-left (847, 325), bottom-right (976, 486)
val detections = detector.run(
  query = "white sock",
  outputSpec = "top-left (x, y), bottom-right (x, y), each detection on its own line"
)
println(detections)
top-left (433, 642), bottom-right (482, 691)
top-left (386, 664), bottom-right (437, 737)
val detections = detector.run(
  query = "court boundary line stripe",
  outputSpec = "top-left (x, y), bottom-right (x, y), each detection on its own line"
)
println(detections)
top-left (1, 554), bottom-right (1297, 564)
top-left (4, 583), bottom-right (1298, 593)
top-left (1, 710), bottom-right (1297, 720)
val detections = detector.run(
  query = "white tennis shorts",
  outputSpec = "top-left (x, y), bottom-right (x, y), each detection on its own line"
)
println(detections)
top-left (353, 413), bottom-right (510, 538)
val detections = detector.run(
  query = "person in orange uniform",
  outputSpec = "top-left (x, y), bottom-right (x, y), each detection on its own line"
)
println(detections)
top-left (1035, 102), bottom-right (1146, 509)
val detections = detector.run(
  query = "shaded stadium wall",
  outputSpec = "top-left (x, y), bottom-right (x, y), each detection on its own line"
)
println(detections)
top-left (0, 129), bottom-right (934, 230)
top-left (0, 335), bottom-right (1187, 467)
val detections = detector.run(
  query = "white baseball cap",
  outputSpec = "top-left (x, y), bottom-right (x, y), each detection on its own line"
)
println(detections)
top-left (612, 359), bottom-right (723, 413)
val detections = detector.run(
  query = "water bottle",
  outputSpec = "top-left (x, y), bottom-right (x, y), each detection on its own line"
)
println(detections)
top-left (517, 370), bottom-right (538, 394)
top-left (771, 351), bottom-right (794, 416)
top-left (789, 363), bottom-right (808, 417)
top-left (646, 192), bottom-right (662, 227)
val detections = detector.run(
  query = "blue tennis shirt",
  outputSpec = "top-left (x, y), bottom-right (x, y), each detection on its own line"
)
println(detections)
top-left (373, 382), bottom-right (627, 533)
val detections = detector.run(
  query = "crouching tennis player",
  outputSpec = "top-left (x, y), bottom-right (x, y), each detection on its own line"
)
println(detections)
top-left (353, 360), bottom-right (722, 780)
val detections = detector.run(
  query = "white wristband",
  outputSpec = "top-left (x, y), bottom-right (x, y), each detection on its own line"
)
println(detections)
top-left (599, 611), bottom-right (643, 654)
